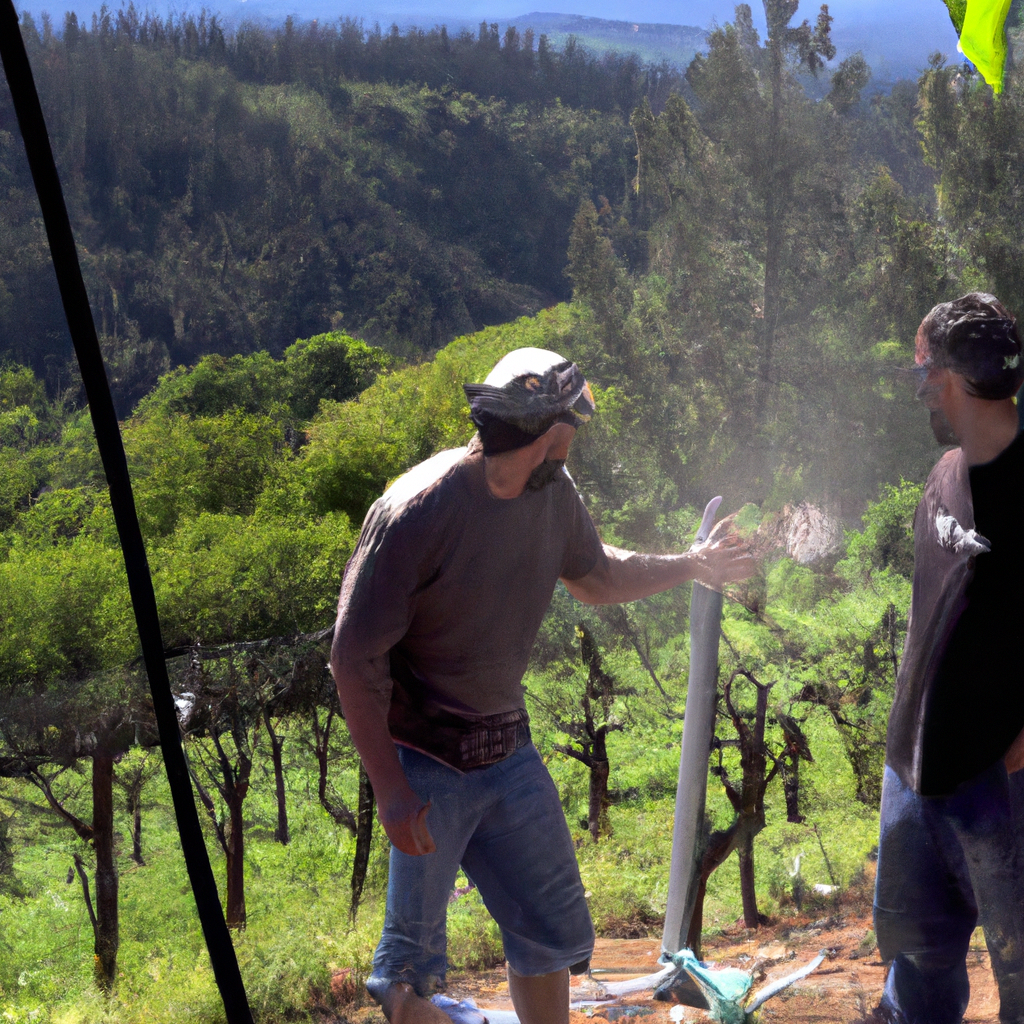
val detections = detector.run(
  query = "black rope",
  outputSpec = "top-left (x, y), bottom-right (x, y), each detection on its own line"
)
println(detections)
top-left (0, 10), bottom-right (254, 1021)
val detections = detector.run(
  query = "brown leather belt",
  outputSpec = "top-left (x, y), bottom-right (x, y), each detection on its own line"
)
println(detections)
top-left (388, 678), bottom-right (531, 771)
top-left (454, 708), bottom-right (532, 770)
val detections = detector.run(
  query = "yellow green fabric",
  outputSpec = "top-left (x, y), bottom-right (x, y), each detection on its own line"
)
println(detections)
top-left (946, 0), bottom-right (1012, 93)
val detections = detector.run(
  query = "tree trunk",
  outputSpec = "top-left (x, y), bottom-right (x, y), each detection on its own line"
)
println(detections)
top-left (350, 764), bottom-right (375, 921)
top-left (265, 711), bottom-right (289, 845)
top-left (755, 9), bottom-right (786, 427)
top-left (130, 793), bottom-right (144, 865)
top-left (588, 756), bottom-right (611, 842)
top-left (783, 757), bottom-right (803, 823)
top-left (686, 874), bottom-right (709, 959)
top-left (224, 788), bottom-right (246, 928)
top-left (738, 829), bottom-right (761, 928)
top-left (126, 780), bottom-right (145, 866)
top-left (313, 708), bottom-right (356, 833)
top-left (92, 752), bottom-right (119, 991)
top-left (687, 820), bottom-right (741, 959)
top-left (686, 672), bottom-right (780, 950)
top-left (0, 814), bottom-right (17, 891)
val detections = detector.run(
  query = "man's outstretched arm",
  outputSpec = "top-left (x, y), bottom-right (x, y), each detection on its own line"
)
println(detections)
top-left (563, 517), bottom-right (755, 605)
top-left (330, 640), bottom-right (435, 857)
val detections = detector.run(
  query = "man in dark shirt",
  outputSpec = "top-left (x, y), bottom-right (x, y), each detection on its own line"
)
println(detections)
top-left (873, 294), bottom-right (1024, 1024)
top-left (331, 348), bottom-right (754, 1024)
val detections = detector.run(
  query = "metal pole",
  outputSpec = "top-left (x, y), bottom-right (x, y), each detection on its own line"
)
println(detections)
top-left (662, 497), bottom-right (724, 955)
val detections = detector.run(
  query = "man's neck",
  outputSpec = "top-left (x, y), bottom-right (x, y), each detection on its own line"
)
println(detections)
top-left (955, 398), bottom-right (1020, 467)
top-left (482, 422), bottom-right (575, 499)
top-left (484, 448), bottom-right (545, 499)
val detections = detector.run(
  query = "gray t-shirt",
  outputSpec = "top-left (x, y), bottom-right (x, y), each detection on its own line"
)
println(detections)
top-left (335, 441), bottom-right (603, 719)
top-left (886, 448), bottom-right (975, 793)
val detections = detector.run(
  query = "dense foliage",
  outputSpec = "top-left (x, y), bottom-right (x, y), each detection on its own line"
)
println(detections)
top-left (2, 0), bottom-right (1023, 1019)
top-left (0, 8), bottom-right (673, 407)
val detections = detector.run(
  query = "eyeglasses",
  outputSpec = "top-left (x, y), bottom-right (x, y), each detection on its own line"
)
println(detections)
top-left (910, 363), bottom-right (947, 405)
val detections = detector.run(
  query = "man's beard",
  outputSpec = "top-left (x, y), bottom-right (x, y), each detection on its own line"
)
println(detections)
top-left (930, 408), bottom-right (959, 446)
top-left (525, 459), bottom-right (566, 490)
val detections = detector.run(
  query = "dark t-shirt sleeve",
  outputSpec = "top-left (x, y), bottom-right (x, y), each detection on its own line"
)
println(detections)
top-left (561, 484), bottom-right (602, 580)
top-left (334, 498), bottom-right (431, 706)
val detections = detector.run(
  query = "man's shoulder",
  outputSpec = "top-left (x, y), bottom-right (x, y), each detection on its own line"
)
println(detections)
top-left (923, 448), bottom-right (967, 503)
top-left (927, 446), bottom-right (963, 479)
top-left (378, 447), bottom-right (469, 516)
top-left (351, 447), bottom-right (470, 565)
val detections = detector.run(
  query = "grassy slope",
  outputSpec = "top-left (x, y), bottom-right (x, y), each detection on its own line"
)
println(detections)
top-left (0, 700), bottom-right (879, 1021)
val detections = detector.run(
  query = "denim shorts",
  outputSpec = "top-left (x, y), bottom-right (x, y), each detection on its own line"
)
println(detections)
top-left (366, 743), bottom-right (595, 1001)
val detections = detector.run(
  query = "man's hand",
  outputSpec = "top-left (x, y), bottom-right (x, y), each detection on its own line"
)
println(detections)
top-left (378, 788), bottom-right (436, 856)
top-left (689, 513), bottom-right (757, 592)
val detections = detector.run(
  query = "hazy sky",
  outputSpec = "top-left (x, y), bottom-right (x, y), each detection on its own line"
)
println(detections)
top-left (238, 0), bottom-right (960, 39)
top-left (362, 0), bottom-right (951, 31)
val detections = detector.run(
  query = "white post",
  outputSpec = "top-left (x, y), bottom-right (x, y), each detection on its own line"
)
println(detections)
top-left (661, 497), bottom-right (723, 955)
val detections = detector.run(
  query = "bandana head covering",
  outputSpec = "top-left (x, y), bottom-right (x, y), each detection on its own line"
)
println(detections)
top-left (919, 293), bottom-right (1024, 401)
top-left (463, 348), bottom-right (595, 455)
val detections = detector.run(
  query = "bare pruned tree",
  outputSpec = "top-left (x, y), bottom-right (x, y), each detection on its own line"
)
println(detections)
top-left (685, 668), bottom-right (813, 955)
top-left (0, 694), bottom-right (139, 991)
top-left (539, 622), bottom-right (636, 842)
top-left (114, 747), bottom-right (161, 865)
top-left (179, 651), bottom-right (261, 930)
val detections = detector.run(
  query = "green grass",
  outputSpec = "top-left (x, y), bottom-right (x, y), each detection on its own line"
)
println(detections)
top-left (0, 709), bottom-right (879, 1021)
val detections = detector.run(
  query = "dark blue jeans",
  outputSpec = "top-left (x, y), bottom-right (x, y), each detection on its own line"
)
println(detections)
top-left (874, 763), bottom-right (1024, 1024)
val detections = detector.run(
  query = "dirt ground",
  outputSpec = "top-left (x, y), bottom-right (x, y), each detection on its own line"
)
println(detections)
top-left (330, 864), bottom-right (1002, 1023)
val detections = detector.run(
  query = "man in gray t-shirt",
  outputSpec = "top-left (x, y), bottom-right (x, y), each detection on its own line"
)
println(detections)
top-left (331, 348), bottom-right (753, 1024)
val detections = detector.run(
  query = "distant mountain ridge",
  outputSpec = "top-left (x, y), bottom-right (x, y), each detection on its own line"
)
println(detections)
top-left (498, 7), bottom-right (958, 82)
top-left (506, 11), bottom-right (707, 67)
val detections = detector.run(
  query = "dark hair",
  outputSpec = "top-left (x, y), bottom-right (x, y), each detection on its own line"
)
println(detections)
top-left (918, 292), bottom-right (1024, 400)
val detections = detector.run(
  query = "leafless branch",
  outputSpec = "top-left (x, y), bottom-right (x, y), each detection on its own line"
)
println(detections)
top-left (72, 853), bottom-right (97, 931)
top-left (26, 768), bottom-right (92, 842)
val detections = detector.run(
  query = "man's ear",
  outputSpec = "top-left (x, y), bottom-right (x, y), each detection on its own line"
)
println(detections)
top-left (944, 367), bottom-right (973, 402)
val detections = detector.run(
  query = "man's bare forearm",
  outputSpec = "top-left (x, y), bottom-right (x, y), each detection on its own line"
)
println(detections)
top-left (331, 657), bottom-right (409, 798)
top-left (563, 546), bottom-right (703, 605)
top-left (564, 535), bottom-right (754, 605)
top-left (330, 642), bottom-right (436, 855)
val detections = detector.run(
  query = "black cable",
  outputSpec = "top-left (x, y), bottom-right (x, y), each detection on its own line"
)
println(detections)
top-left (0, 9), bottom-right (254, 1022)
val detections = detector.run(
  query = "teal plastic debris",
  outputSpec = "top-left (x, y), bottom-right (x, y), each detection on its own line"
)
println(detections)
top-left (656, 949), bottom-right (751, 1024)
top-left (655, 947), bottom-right (826, 1024)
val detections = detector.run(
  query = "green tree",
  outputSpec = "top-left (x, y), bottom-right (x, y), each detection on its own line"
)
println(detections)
top-left (917, 55), bottom-right (1024, 314)
top-left (688, 2), bottom-right (836, 425)
top-left (547, 623), bottom-right (635, 842)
